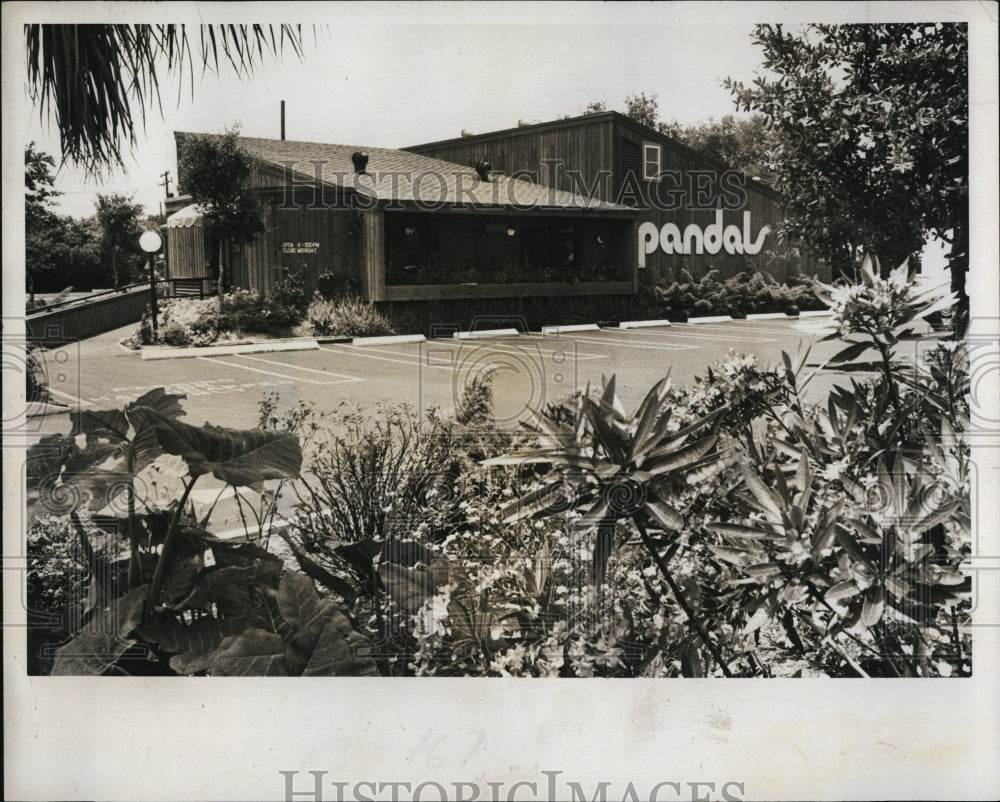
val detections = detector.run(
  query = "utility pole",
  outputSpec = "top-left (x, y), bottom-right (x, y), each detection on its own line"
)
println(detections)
top-left (159, 170), bottom-right (172, 198)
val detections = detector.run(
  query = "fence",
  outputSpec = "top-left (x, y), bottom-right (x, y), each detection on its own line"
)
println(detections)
top-left (26, 284), bottom-right (152, 342)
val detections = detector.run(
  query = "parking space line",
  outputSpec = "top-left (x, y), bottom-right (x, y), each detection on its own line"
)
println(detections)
top-left (426, 339), bottom-right (609, 361)
top-left (198, 356), bottom-right (361, 385)
top-left (598, 328), bottom-right (776, 344)
top-left (320, 344), bottom-right (452, 370)
top-left (47, 387), bottom-right (95, 407)
top-left (670, 321), bottom-right (816, 336)
top-left (236, 353), bottom-right (363, 380)
top-left (530, 333), bottom-right (698, 352)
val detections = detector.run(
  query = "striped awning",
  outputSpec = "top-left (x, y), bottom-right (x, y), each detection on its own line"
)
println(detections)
top-left (166, 203), bottom-right (204, 228)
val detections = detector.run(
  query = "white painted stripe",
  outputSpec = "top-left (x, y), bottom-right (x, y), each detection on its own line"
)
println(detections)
top-left (142, 339), bottom-right (319, 360)
top-left (321, 345), bottom-right (450, 370)
top-left (545, 333), bottom-right (697, 352)
top-left (46, 387), bottom-right (95, 406)
top-left (619, 319), bottom-right (672, 329)
top-left (798, 310), bottom-right (834, 317)
top-left (600, 328), bottom-right (775, 344)
top-left (687, 315), bottom-right (734, 324)
top-left (352, 334), bottom-right (427, 347)
top-left (198, 356), bottom-right (359, 385)
top-left (236, 354), bottom-right (363, 381)
top-left (746, 312), bottom-right (790, 321)
top-left (541, 324), bottom-right (600, 334)
top-left (453, 328), bottom-right (521, 340)
top-left (458, 339), bottom-right (609, 361)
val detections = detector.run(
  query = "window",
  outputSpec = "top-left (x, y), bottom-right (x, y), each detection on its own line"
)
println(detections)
top-left (643, 143), bottom-right (661, 180)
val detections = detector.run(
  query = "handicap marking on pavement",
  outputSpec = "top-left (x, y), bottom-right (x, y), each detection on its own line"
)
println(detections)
top-left (197, 356), bottom-right (363, 385)
top-left (235, 353), bottom-right (363, 382)
top-left (96, 377), bottom-right (297, 404)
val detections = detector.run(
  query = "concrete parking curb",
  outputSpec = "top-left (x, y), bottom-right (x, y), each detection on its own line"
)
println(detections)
top-left (141, 339), bottom-right (320, 360)
top-left (452, 328), bottom-right (521, 340)
top-left (351, 334), bottom-right (427, 347)
top-left (746, 312), bottom-right (790, 321)
top-left (541, 324), bottom-right (600, 335)
top-left (619, 319), bottom-right (672, 329)
top-left (687, 315), bottom-right (734, 324)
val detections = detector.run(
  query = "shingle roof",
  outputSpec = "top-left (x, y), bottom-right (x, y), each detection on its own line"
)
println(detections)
top-left (175, 132), bottom-right (631, 213)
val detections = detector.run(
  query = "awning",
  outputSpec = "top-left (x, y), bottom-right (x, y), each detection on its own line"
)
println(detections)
top-left (166, 203), bottom-right (204, 228)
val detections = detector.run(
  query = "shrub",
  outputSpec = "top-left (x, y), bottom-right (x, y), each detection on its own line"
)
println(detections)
top-left (159, 322), bottom-right (192, 346)
top-left (271, 266), bottom-right (311, 314)
top-left (307, 294), bottom-right (396, 337)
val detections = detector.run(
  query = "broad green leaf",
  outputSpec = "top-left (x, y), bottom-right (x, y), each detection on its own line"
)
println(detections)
top-left (740, 468), bottom-right (784, 525)
top-left (276, 570), bottom-right (325, 630)
top-left (136, 615), bottom-right (249, 667)
top-left (132, 406), bottom-right (302, 486)
top-left (161, 553), bottom-right (203, 605)
top-left (826, 580), bottom-right (862, 602)
top-left (572, 496), bottom-right (611, 532)
top-left (70, 408), bottom-right (129, 442)
top-left (706, 522), bottom-right (780, 539)
top-left (629, 376), bottom-right (670, 460)
top-left (646, 435), bottom-right (718, 476)
top-left (302, 612), bottom-right (378, 676)
top-left (643, 500), bottom-right (684, 531)
top-left (744, 562), bottom-right (782, 580)
top-left (857, 586), bottom-right (885, 629)
top-left (379, 562), bottom-right (440, 614)
top-left (500, 479), bottom-right (578, 525)
top-left (201, 628), bottom-right (288, 676)
top-left (50, 585), bottom-right (149, 675)
top-left (706, 544), bottom-right (755, 565)
top-left (583, 397), bottom-right (626, 465)
top-left (175, 566), bottom-right (252, 612)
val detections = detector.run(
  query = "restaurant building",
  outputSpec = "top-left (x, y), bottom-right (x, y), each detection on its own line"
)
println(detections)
top-left (407, 111), bottom-right (827, 283)
top-left (165, 132), bottom-right (639, 302)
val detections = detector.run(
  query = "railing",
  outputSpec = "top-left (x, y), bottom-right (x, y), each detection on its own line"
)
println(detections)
top-left (26, 284), bottom-right (152, 342)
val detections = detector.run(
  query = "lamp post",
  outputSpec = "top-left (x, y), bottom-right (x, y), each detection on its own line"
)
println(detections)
top-left (139, 230), bottom-right (162, 342)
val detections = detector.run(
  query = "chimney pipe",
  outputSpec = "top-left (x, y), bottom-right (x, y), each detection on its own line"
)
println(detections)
top-left (280, 101), bottom-right (286, 140)
top-left (352, 151), bottom-right (369, 174)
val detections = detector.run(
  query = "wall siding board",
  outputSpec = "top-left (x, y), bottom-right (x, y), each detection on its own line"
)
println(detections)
top-left (410, 115), bottom-right (830, 283)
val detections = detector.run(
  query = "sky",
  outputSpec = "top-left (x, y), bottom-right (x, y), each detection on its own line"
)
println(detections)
top-left (15, 11), bottom-right (777, 219)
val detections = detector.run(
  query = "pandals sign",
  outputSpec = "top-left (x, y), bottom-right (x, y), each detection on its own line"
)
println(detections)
top-left (638, 210), bottom-right (770, 267)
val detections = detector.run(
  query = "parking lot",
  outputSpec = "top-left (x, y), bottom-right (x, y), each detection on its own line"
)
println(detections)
top-left (33, 316), bottom-right (864, 434)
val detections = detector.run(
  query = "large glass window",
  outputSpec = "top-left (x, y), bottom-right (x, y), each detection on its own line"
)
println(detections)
top-left (384, 212), bottom-right (630, 286)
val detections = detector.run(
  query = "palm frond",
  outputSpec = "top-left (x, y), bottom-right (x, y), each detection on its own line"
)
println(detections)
top-left (24, 23), bottom-right (310, 176)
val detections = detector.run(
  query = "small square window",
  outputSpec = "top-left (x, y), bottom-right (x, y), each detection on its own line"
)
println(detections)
top-left (643, 144), bottom-right (661, 180)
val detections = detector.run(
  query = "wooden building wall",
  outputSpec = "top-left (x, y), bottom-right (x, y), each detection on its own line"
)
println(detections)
top-left (166, 222), bottom-right (206, 280)
top-left (410, 114), bottom-right (830, 284)
top-left (232, 197), bottom-right (359, 296)
top-left (406, 117), bottom-right (617, 202)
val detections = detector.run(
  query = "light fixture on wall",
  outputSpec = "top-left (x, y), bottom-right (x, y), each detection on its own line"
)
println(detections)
top-left (506, 227), bottom-right (516, 237)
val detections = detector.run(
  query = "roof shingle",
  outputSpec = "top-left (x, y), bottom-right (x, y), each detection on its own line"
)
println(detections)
top-left (176, 132), bottom-right (631, 212)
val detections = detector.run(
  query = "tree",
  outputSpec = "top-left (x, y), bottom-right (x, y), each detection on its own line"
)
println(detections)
top-left (95, 193), bottom-right (146, 288)
top-left (25, 143), bottom-right (62, 298)
top-left (24, 24), bottom-right (307, 175)
top-left (677, 115), bottom-right (779, 185)
top-left (177, 126), bottom-right (266, 306)
top-left (623, 92), bottom-right (661, 129)
top-left (726, 23), bottom-right (968, 328)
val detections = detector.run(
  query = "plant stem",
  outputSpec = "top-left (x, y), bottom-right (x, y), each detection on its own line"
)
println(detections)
top-left (126, 447), bottom-right (140, 589)
top-left (148, 476), bottom-right (198, 612)
top-left (635, 520), bottom-right (734, 677)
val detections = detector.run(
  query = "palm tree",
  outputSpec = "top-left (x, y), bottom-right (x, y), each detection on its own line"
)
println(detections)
top-left (24, 24), bottom-right (308, 175)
